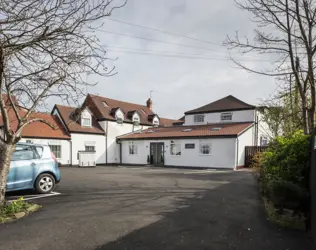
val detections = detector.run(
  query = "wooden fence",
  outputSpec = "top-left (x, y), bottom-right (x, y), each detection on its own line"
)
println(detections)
top-left (244, 146), bottom-right (268, 168)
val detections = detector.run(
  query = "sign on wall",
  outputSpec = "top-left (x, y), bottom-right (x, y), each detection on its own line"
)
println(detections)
top-left (185, 144), bottom-right (195, 149)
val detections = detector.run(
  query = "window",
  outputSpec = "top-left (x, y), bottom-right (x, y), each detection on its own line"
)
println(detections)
top-left (49, 145), bottom-right (61, 159)
top-left (260, 136), bottom-right (268, 146)
top-left (82, 118), bottom-right (91, 127)
top-left (102, 101), bottom-right (108, 107)
top-left (85, 146), bottom-right (95, 152)
top-left (25, 139), bottom-right (33, 144)
top-left (12, 145), bottom-right (37, 161)
top-left (133, 116), bottom-right (140, 125)
top-left (129, 142), bottom-right (138, 155)
top-left (194, 114), bottom-right (204, 123)
top-left (153, 119), bottom-right (159, 127)
top-left (221, 112), bottom-right (232, 121)
top-left (170, 143), bottom-right (181, 155)
top-left (117, 117), bottom-right (123, 124)
top-left (200, 143), bottom-right (212, 155)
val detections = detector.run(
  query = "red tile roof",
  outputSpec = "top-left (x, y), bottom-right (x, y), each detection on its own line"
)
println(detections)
top-left (53, 105), bottom-right (104, 135)
top-left (84, 94), bottom-right (156, 125)
top-left (118, 122), bottom-right (254, 140)
top-left (185, 95), bottom-right (255, 114)
top-left (159, 118), bottom-right (184, 127)
top-left (0, 107), bottom-right (70, 139)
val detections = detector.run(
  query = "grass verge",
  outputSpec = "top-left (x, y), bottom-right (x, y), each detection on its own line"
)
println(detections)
top-left (0, 197), bottom-right (41, 223)
top-left (263, 197), bottom-right (305, 231)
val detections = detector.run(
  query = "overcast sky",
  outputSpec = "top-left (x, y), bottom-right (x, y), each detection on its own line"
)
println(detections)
top-left (84, 0), bottom-right (276, 119)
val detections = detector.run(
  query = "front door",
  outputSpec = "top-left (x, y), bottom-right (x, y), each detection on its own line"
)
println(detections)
top-left (150, 143), bottom-right (164, 165)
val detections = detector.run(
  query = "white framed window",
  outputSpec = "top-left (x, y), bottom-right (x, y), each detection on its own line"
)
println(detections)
top-left (260, 136), bottom-right (268, 146)
top-left (194, 114), bottom-right (204, 123)
top-left (49, 145), bottom-right (61, 159)
top-left (82, 118), bottom-right (91, 127)
top-left (85, 145), bottom-right (95, 152)
top-left (129, 142), bottom-right (138, 155)
top-left (133, 116), bottom-right (140, 125)
top-left (200, 143), bottom-right (212, 155)
top-left (117, 117), bottom-right (123, 124)
top-left (221, 112), bottom-right (232, 121)
top-left (170, 143), bottom-right (181, 156)
top-left (25, 139), bottom-right (33, 144)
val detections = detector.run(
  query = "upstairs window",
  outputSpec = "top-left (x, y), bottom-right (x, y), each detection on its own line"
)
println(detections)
top-left (133, 116), bottom-right (140, 125)
top-left (85, 145), bottom-right (95, 152)
top-left (153, 119), bottom-right (159, 127)
top-left (82, 118), bottom-right (91, 127)
top-left (221, 112), bottom-right (232, 121)
top-left (260, 136), bottom-right (268, 146)
top-left (194, 114), bottom-right (204, 124)
top-left (116, 117), bottom-right (123, 124)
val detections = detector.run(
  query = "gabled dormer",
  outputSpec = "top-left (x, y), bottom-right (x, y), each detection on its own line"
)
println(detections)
top-left (148, 114), bottom-right (159, 127)
top-left (127, 110), bottom-right (141, 125)
top-left (110, 107), bottom-right (125, 124)
top-left (81, 108), bottom-right (92, 127)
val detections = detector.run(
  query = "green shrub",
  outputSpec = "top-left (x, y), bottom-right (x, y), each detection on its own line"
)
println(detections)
top-left (261, 130), bottom-right (310, 189)
top-left (266, 180), bottom-right (309, 213)
top-left (0, 197), bottom-right (30, 217)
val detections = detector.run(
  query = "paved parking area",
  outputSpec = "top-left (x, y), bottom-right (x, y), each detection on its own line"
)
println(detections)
top-left (0, 166), bottom-right (308, 250)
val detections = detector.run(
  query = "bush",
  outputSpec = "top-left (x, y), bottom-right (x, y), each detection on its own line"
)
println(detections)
top-left (261, 130), bottom-right (310, 189)
top-left (266, 180), bottom-right (309, 213)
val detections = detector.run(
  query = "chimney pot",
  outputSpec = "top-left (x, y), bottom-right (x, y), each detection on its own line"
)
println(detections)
top-left (146, 98), bottom-right (152, 110)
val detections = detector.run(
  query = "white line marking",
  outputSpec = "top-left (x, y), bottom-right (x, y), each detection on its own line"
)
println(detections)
top-left (8, 192), bottom-right (61, 202)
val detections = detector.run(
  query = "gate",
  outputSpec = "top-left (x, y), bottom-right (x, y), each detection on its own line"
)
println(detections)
top-left (244, 146), bottom-right (268, 168)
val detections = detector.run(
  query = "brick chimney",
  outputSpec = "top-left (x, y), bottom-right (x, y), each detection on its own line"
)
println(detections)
top-left (146, 98), bottom-right (152, 110)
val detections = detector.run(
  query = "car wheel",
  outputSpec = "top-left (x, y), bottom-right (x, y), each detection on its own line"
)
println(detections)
top-left (35, 174), bottom-right (55, 194)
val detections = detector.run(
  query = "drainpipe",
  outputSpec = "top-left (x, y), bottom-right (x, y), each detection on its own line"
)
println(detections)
top-left (70, 140), bottom-right (72, 166)
top-left (235, 137), bottom-right (239, 170)
top-left (105, 120), bottom-right (108, 164)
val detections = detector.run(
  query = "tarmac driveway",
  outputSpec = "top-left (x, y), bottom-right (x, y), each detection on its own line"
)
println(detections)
top-left (0, 166), bottom-right (309, 250)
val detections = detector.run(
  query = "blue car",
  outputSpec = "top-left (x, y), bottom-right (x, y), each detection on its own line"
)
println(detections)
top-left (6, 143), bottom-right (61, 194)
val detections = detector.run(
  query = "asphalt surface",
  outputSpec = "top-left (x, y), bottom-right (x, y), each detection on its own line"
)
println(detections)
top-left (0, 166), bottom-right (309, 250)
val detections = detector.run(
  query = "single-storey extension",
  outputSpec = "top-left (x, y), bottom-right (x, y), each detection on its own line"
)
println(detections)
top-left (117, 122), bottom-right (254, 169)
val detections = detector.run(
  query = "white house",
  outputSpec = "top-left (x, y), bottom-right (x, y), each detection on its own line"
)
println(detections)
top-left (51, 94), bottom-right (163, 166)
top-left (117, 95), bottom-right (272, 169)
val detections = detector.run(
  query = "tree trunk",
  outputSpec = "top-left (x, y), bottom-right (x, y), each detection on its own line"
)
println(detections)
top-left (0, 143), bottom-right (14, 206)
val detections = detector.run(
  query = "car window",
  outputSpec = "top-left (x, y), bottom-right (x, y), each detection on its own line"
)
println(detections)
top-left (12, 145), bottom-right (37, 161)
top-left (34, 146), bottom-right (43, 158)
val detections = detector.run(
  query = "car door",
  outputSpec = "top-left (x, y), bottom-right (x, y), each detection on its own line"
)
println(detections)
top-left (6, 145), bottom-right (37, 191)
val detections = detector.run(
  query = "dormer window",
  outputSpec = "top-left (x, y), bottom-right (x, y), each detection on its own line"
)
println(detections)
top-left (153, 118), bottom-right (159, 127)
top-left (221, 112), bottom-right (232, 121)
top-left (132, 112), bottom-right (140, 126)
top-left (133, 116), bottom-right (140, 125)
top-left (194, 114), bottom-right (204, 124)
top-left (82, 118), bottom-right (91, 127)
top-left (102, 101), bottom-right (108, 107)
top-left (116, 117), bottom-right (123, 124)
top-left (81, 109), bottom-right (92, 127)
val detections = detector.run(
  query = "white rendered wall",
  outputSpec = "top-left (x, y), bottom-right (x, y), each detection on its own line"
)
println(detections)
top-left (237, 125), bottom-right (255, 167)
top-left (70, 133), bottom-right (106, 165)
top-left (121, 137), bottom-right (237, 169)
top-left (184, 110), bottom-right (255, 125)
top-left (99, 121), bottom-right (150, 164)
top-left (19, 138), bottom-right (71, 165)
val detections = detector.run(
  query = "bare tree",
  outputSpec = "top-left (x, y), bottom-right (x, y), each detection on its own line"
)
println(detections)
top-left (225, 0), bottom-right (316, 135)
top-left (0, 0), bottom-right (126, 205)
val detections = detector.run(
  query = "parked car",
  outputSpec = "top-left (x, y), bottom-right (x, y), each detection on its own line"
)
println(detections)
top-left (6, 142), bottom-right (61, 194)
